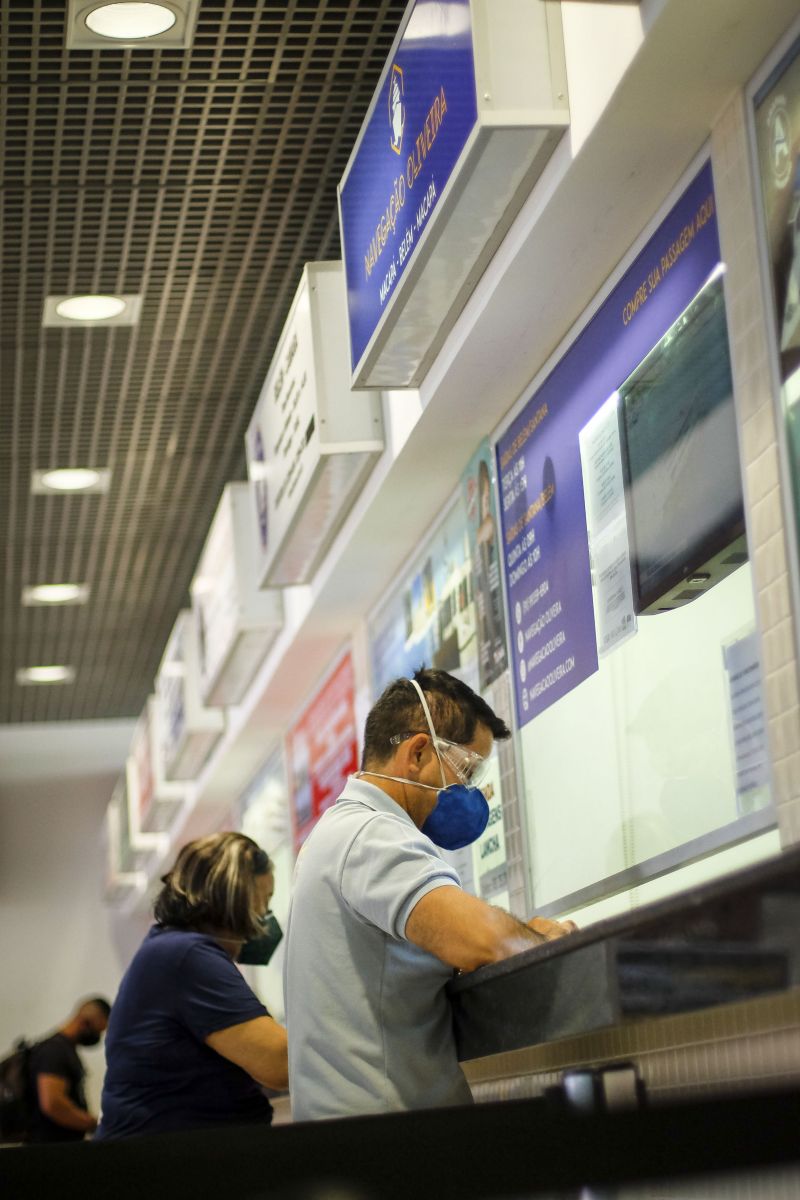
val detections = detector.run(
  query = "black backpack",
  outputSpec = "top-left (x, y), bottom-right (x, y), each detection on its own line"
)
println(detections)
top-left (0, 1039), bottom-right (33, 1143)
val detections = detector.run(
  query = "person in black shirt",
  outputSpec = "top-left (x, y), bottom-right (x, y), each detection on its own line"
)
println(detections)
top-left (27, 997), bottom-right (111, 1142)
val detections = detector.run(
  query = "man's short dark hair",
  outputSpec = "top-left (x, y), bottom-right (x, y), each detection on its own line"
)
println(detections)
top-left (85, 997), bottom-right (112, 1019)
top-left (76, 997), bottom-right (111, 1021)
top-left (361, 667), bottom-right (511, 769)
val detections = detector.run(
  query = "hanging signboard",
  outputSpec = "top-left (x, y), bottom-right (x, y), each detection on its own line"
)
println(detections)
top-left (338, 0), bottom-right (569, 387)
top-left (285, 650), bottom-right (359, 855)
top-left (155, 609), bottom-right (225, 782)
top-left (245, 262), bottom-right (383, 587)
top-left (497, 162), bottom-right (730, 728)
top-left (128, 695), bottom-right (189, 834)
top-left (123, 756), bottom-right (170, 861)
top-left (102, 791), bottom-right (146, 906)
top-left (191, 483), bottom-right (284, 707)
top-left (103, 771), bottom-right (163, 908)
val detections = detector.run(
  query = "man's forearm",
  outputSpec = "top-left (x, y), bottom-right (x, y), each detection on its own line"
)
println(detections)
top-left (405, 884), bottom-right (576, 972)
top-left (42, 1096), bottom-right (97, 1132)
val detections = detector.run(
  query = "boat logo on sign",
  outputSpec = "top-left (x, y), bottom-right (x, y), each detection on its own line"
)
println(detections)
top-left (388, 63), bottom-right (405, 155)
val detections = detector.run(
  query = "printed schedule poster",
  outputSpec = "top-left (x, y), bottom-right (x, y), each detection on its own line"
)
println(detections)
top-left (497, 161), bottom-right (722, 728)
top-left (286, 651), bottom-right (360, 854)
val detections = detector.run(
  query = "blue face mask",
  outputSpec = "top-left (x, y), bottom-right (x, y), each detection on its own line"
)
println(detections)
top-left (361, 678), bottom-right (491, 851)
top-left (420, 783), bottom-right (490, 850)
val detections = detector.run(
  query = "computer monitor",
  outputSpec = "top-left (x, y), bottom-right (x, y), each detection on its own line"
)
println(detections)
top-left (619, 272), bottom-right (747, 615)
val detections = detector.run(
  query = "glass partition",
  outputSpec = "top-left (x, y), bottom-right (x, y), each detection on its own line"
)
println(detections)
top-left (495, 163), bottom-right (775, 917)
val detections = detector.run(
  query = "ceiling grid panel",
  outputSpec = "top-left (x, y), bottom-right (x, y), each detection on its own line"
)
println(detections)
top-left (130, 7), bottom-right (347, 625)
top-left (1, 0), bottom-right (406, 721)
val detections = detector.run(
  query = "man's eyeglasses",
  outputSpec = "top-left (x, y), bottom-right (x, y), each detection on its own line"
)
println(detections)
top-left (389, 732), bottom-right (491, 789)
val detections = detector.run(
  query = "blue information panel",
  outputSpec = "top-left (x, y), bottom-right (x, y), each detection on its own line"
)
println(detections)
top-left (339, 0), bottom-right (478, 373)
top-left (497, 162), bottom-right (723, 728)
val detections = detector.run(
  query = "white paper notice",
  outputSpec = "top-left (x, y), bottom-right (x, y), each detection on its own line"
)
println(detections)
top-left (579, 394), bottom-right (637, 655)
top-left (591, 513), bottom-right (637, 654)
top-left (723, 631), bottom-right (770, 812)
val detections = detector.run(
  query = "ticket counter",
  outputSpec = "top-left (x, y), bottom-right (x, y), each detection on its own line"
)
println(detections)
top-left (451, 845), bottom-right (800, 1099)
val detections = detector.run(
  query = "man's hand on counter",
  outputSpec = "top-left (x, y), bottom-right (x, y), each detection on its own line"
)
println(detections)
top-left (527, 915), bottom-right (579, 942)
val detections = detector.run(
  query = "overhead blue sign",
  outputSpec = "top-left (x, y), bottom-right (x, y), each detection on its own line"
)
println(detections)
top-left (338, 0), bottom-right (478, 374)
top-left (497, 161), bottom-right (722, 728)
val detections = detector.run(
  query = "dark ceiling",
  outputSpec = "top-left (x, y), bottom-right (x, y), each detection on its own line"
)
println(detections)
top-left (0, 0), bottom-right (406, 723)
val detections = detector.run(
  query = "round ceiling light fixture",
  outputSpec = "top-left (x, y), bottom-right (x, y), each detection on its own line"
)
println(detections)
top-left (40, 468), bottom-right (102, 492)
top-left (54, 294), bottom-right (127, 322)
top-left (16, 665), bottom-right (76, 685)
top-left (23, 583), bottom-right (89, 605)
top-left (84, 3), bottom-right (176, 40)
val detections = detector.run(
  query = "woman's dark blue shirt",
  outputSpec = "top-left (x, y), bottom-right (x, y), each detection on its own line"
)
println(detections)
top-left (97, 925), bottom-right (272, 1139)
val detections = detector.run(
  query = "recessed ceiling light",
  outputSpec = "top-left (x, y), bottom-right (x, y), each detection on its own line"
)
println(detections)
top-left (43, 294), bottom-right (142, 328)
top-left (55, 294), bottom-right (126, 321)
top-left (66, 0), bottom-right (198, 50)
top-left (86, 3), bottom-right (176, 39)
top-left (22, 583), bottom-right (91, 606)
top-left (32, 467), bottom-right (114, 496)
top-left (43, 467), bottom-right (99, 491)
top-left (16, 666), bottom-right (76, 685)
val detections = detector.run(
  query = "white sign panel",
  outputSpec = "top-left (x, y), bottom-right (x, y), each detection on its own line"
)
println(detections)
top-left (156, 610), bottom-right (225, 782)
top-left (103, 772), bottom-right (161, 906)
top-left (192, 483), bottom-right (283, 707)
top-left (124, 757), bottom-right (170, 861)
top-left (102, 790), bottom-right (146, 906)
top-left (128, 695), bottom-right (189, 834)
top-left (246, 262), bottom-right (384, 587)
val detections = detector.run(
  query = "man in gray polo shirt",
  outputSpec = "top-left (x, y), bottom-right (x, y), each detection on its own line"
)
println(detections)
top-left (284, 668), bottom-right (575, 1121)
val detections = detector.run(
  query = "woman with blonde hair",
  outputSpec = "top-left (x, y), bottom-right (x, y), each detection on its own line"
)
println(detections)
top-left (96, 832), bottom-right (287, 1139)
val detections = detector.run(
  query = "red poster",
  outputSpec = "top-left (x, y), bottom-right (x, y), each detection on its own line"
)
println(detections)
top-left (286, 651), bottom-right (359, 854)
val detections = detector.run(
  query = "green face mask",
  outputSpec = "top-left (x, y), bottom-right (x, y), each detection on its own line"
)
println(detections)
top-left (237, 913), bottom-right (283, 966)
